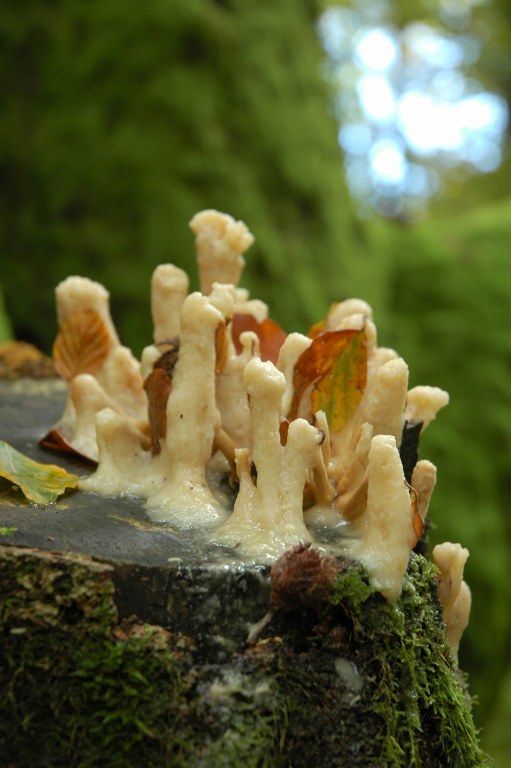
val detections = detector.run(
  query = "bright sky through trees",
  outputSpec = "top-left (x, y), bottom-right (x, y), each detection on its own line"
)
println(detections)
top-left (318, 0), bottom-right (509, 218)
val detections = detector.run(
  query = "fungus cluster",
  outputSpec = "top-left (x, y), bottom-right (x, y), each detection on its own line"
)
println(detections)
top-left (43, 209), bottom-right (471, 641)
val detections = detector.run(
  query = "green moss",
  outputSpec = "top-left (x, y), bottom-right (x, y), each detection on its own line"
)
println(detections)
top-left (330, 554), bottom-right (487, 767)
top-left (0, 546), bottom-right (487, 766)
top-left (1, 0), bottom-right (355, 354)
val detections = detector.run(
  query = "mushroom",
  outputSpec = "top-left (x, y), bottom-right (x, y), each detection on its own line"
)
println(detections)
top-left (145, 292), bottom-right (227, 527)
top-left (322, 298), bottom-right (373, 330)
top-left (432, 542), bottom-right (472, 656)
top-left (52, 374), bottom-right (122, 462)
top-left (80, 408), bottom-right (153, 497)
top-left (277, 332), bottom-right (312, 419)
top-left (212, 358), bottom-right (318, 558)
top-left (52, 275), bottom-right (147, 450)
top-left (215, 329), bottom-right (258, 453)
top-left (189, 209), bottom-right (255, 295)
top-left (151, 264), bottom-right (189, 343)
top-left (405, 386), bottom-right (449, 431)
top-left (334, 422), bottom-right (373, 523)
top-left (55, 276), bottom-right (119, 344)
top-left (411, 460), bottom-right (437, 523)
top-left (352, 434), bottom-right (416, 602)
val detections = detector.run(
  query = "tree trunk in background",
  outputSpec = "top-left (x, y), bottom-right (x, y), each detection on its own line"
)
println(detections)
top-left (0, 0), bottom-right (371, 353)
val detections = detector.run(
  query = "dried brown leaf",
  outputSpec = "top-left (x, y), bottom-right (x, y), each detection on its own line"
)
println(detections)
top-left (53, 309), bottom-right (110, 381)
top-left (231, 313), bottom-right (287, 364)
top-left (144, 368), bottom-right (172, 455)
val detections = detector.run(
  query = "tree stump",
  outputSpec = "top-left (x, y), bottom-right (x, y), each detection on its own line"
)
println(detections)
top-left (0, 379), bottom-right (486, 766)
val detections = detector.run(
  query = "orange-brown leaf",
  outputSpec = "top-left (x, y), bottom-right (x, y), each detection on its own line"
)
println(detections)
top-left (53, 309), bottom-right (110, 381)
top-left (144, 368), bottom-right (172, 455)
top-left (307, 303), bottom-right (340, 339)
top-left (410, 485), bottom-right (425, 548)
top-left (39, 428), bottom-right (98, 463)
top-left (307, 319), bottom-right (326, 339)
top-left (231, 314), bottom-right (287, 365)
top-left (290, 329), bottom-right (367, 432)
top-left (215, 320), bottom-right (229, 374)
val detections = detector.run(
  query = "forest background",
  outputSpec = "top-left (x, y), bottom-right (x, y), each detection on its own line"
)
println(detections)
top-left (1, 0), bottom-right (510, 763)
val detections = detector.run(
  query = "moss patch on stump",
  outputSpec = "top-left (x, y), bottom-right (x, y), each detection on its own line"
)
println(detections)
top-left (0, 545), bottom-right (486, 767)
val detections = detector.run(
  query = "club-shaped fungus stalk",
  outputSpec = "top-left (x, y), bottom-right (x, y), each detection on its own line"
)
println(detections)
top-left (411, 460), bottom-right (437, 522)
top-left (47, 276), bottom-right (146, 460)
top-left (277, 332), bottom-right (312, 418)
top-left (63, 375), bottom-right (125, 463)
top-left (80, 408), bottom-right (152, 497)
top-left (146, 292), bottom-right (227, 527)
top-left (151, 264), bottom-right (189, 342)
top-left (334, 422), bottom-right (373, 522)
top-left (353, 434), bottom-right (416, 602)
top-left (56, 276), bottom-right (119, 344)
top-left (141, 264), bottom-right (190, 377)
top-left (212, 358), bottom-right (318, 557)
top-left (215, 329), bottom-right (259, 453)
top-left (405, 386), bottom-right (449, 430)
top-left (189, 209), bottom-right (255, 295)
top-left (56, 278), bottom-right (146, 419)
top-left (433, 542), bottom-right (472, 656)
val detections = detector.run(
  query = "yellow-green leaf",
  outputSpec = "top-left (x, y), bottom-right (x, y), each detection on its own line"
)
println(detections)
top-left (0, 439), bottom-right (79, 504)
top-left (290, 329), bottom-right (367, 433)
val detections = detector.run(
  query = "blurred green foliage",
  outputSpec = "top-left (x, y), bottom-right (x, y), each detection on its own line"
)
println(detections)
top-left (378, 202), bottom-right (511, 732)
top-left (0, 286), bottom-right (12, 342)
top-left (1, 0), bottom-right (510, 761)
top-left (0, 0), bottom-right (361, 355)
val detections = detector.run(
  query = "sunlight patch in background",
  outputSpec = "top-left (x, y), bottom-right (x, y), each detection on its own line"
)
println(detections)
top-left (318, 0), bottom-right (508, 218)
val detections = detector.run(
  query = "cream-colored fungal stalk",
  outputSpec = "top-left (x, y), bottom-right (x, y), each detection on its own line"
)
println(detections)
top-left (215, 330), bottom-right (258, 451)
top-left (140, 264), bottom-right (189, 379)
top-left (353, 434), bottom-right (415, 602)
top-left (49, 277), bottom-right (148, 460)
top-left (335, 422), bottom-right (373, 522)
top-left (80, 408), bottom-right (153, 497)
top-left (146, 292), bottom-right (227, 527)
top-left (97, 346), bottom-right (146, 421)
top-left (212, 358), bottom-right (317, 558)
top-left (243, 359), bottom-right (286, 526)
top-left (325, 299), bottom-right (373, 329)
top-left (405, 386), bottom-right (449, 430)
top-left (433, 542), bottom-right (472, 656)
top-left (314, 410), bottom-right (331, 469)
top-left (208, 282), bottom-right (256, 452)
top-left (277, 332), bottom-right (312, 418)
top-left (411, 460), bottom-right (437, 522)
top-left (279, 418), bottom-right (325, 534)
top-left (57, 375), bottom-right (122, 462)
top-left (208, 282), bottom-right (236, 318)
top-left (151, 264), bottom-right (189, 342)
top-left (233, 298), bottom-right (268, 323)
top-left (56, 276), bottom-right (119, 345)
top-left (55, 275), bottom-right (147, 422)
top-left (189, 209), bottom-right (255, 295)
top-left (353, 358), bottom-right (409, 448)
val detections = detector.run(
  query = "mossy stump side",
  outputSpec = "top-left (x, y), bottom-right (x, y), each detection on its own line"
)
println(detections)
top-left (0, 544), bottom-right (486, 767)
